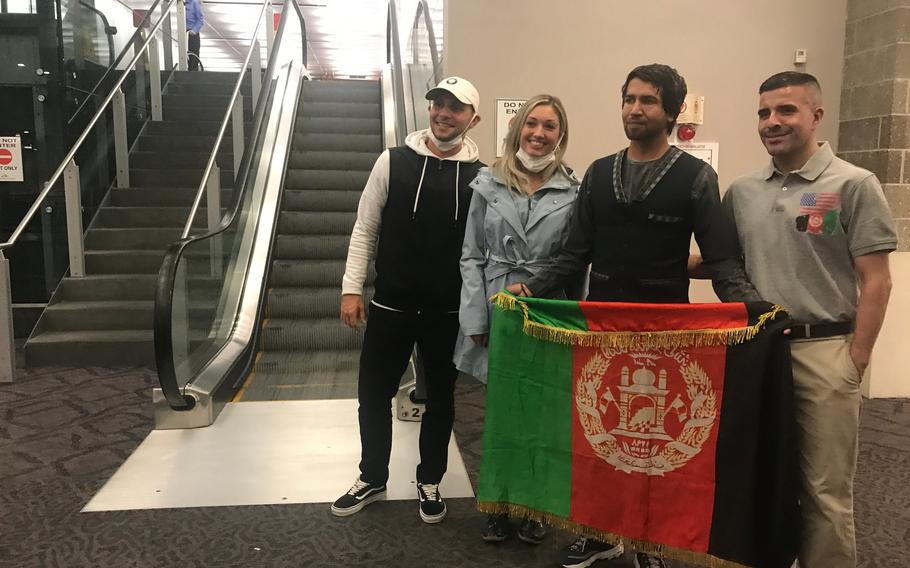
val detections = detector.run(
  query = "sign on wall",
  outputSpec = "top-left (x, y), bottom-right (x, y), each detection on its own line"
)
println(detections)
top-left (494, 98), bottom-right (526, 157)
top-left (0, 136), bottom-right (24, 183)
top-left (678, 142), bottom-right (720, 175)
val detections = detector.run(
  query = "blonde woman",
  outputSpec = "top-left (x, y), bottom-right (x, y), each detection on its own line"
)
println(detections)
top-left (454, 94), bottom-right (582, 543)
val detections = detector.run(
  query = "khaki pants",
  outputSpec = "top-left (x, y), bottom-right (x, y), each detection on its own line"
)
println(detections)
top-left (790, 336), bottom-right (863, 568)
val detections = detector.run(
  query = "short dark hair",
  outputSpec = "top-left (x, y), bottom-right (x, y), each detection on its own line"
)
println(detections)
top-left (621, 64), bottom-right (687, 133)
top-left (759, 71), bottom-right (821, 95)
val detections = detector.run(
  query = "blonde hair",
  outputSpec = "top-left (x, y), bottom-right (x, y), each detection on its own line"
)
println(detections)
top-left (492, 94), bottom-right (570, 195)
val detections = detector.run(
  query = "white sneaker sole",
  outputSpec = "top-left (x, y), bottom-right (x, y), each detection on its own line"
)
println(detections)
top-left (330, 490), bottom-right (387, 517)
top-left (561, 542), bottom-right (625, 568)
top-left (419, 502), bottom-right (447, 524)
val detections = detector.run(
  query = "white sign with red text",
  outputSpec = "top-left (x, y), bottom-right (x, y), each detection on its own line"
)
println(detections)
top-left (0, 136), bottom-right (24, 182)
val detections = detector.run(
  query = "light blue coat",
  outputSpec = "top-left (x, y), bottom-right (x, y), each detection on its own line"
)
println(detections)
top-left (454, 166), bottom-right (581, 382)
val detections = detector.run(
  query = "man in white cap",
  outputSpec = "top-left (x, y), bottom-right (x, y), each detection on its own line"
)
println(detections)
top-left (332, 77), bottom-right (482, 523)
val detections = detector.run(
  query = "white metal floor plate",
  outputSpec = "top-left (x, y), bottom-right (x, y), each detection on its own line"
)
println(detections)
top-left (83, 400), bottom-right (474, 512)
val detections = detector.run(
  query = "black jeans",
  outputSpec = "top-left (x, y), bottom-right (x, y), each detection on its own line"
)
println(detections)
top-left (187, 32), bottom-right (201, 70)
top-left (357, 304), bottom-right (459, 486)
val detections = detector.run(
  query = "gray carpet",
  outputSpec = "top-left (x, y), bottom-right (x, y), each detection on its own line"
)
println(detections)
top-left (1, 363), bottom-right (908, 567)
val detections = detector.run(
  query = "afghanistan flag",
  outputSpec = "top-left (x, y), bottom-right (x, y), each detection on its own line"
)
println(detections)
top-left (477, 293), bottom-right (799, 568)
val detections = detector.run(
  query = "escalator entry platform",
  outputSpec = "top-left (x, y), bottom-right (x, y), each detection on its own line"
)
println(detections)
top-left (83, 400), bottom-right (473, 512)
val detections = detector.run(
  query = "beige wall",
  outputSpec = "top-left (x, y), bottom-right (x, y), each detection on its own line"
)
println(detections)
top-left (443, 0), bottom-right (846, 190)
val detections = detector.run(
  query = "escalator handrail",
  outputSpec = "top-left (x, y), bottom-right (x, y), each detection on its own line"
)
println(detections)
top-left (0, 0), bottom-right (180, 252)
top-left (154, 0), bottom-right (308, 410)
top-left (409, 0), bottom-right (441, 85)
top-left (386, 0), bottom-right (441, 145)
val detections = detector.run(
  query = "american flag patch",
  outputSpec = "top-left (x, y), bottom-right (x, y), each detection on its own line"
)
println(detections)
top-left (800, 192), bottom-right (840, 214)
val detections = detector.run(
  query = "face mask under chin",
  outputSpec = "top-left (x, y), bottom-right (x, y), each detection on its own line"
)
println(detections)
top-left (427, 114), bottom-right (476, 152)
top-left (515, 148), bottom-right (554, 172)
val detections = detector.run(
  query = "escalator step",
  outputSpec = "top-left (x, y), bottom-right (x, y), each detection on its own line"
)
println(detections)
top-left (260, 317), bottom-right (363, 350)
top-left (282, 189), bottom-right (362, 212)
top-left (274, 235), bottom-right (350, 260)
top-left (284, 169), bottom-right (370, 190)
top-left (278, 211), bottom-right (355, 235)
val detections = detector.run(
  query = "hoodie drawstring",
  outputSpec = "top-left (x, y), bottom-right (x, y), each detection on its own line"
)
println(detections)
top-left (454, 162), bottom-right (461, 223)
top-left (411, 156), bottom-right (429, 221)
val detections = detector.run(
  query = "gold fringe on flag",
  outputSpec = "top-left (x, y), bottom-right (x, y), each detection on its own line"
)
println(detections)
top-left (490, 292), bottom-right (785, 350)
top-left (477, 500), bottom-right (750, 568)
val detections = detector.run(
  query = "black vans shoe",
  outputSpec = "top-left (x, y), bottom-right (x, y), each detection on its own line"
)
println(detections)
top-left (330, 478), bottom-right (386, 517)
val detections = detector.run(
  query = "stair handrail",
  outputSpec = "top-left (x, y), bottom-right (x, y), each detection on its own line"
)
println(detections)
top-left (180, 0), bottom-right (310, 237)
top-left (0, 0), bottom-right (180, 253)
top-left (409, 0), bottom-right (441, 86)
top-left (155, 0), bottom-right (309, 410)
top-left (178, 0), bottom-right (273, 238)
top-left (67, 0), bottom-right (180, 126)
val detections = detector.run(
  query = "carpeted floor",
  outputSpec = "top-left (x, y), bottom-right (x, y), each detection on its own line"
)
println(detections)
top-left (1, 365), bottom-right (908, 567)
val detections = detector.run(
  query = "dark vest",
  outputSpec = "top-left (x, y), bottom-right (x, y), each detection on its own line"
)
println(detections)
top-left (587, 148), bottom-right (705, 303)
top-left (373, 145), bottom-right (483, 311)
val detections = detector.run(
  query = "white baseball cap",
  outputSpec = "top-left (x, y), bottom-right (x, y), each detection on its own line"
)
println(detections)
top-left (425, 76), bottom-right (480, 111)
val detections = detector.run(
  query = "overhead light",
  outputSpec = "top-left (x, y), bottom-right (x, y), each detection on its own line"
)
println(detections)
top-left (17, 63), bottom-right (26, 67)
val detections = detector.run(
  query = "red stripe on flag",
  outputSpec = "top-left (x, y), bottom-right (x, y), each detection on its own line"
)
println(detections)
top-left (570, 343), bottom-right (728, 552)
top-left (578, 302), bottom-right (749, 333)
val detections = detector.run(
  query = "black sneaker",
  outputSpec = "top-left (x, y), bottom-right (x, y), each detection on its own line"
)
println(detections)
top-left (481, 513), bottom-right (510, 542)
top-left (417, 482), bottom-right (446, 523)
top-left (557, 536), bottom-right (624, 568)
top-left (330, 478), bottom-right (386, 517)
top-left (517, 518), bottom-right (547, 545)
top-left (633, 552), bottom-right (666, 568)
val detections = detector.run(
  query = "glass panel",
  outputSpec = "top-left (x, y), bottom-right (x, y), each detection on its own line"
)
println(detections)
top-left (5, 0), bottom-right (36, 13)
top-left (167, 84), bottom-right (276, 389)
top-left (405, 8), bottom-right (435, 132)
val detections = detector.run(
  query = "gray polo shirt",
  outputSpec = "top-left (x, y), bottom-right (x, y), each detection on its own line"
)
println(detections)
top-left (723, 142), bottom-right (897, 324)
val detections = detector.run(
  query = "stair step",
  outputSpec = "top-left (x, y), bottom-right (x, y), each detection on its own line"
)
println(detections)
top-left (163, 94), bottom-right (253, 111)
top-left (131, 151), bottom-right (232, 169)
top-left (108, 187), bottom-right (231, 207)
top-left (165, 82), bottom-right (255, 97)
top-left (260, 317), bottom-right (363, 350)
top-left (284, 169), bottom-right (369, 191)
top-left (42, 300), bottom-right (153, 331)
top-left (297, 117), bottom-right (381, 135)
top-left (95, 206), bottom-right (207, 228)
top-left (57, 274), bottom-right (157, 302)
top-left (25, 329), bottom-right (155, 367)
top-left (144, 121), bottom-right (251, 137)
top-left (293, 133), bottom-right (382, 153)
top-left (278, 211), bottom-right (355, 235)
top-left (137, 135), bottom-right (233, 153)
top-left (85, 228), bottom-right (184, 250)
top-left (287, 150), bottom-right (377, 171)
top-left (86, 250), bottom-right (164, 274)
top-left (282, 189), bottom-right (361, 212)
top-left (164, 105), bottom-right (253, 123)
top-left (269, 260), bottom-right (374, 287)
top-left (130, 168), bottom-right (233, 188)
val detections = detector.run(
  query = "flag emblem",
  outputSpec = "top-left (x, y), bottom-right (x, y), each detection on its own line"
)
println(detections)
top-left (577, 347), bottom-right (717, 476)
top-left (797, 192), bottom-right (841, 234)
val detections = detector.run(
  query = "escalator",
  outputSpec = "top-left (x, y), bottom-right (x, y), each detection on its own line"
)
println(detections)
top-left (153, 0), bottom-right (439, 428)
top-left (238, 79), bottom-right (381, 401)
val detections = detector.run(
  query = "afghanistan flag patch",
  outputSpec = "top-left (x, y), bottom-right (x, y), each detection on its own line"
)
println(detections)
top-left (477, 293), bottom-right (800, 568)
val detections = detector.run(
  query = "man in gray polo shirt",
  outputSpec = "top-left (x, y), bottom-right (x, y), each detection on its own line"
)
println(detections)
top-left (724, 71), bottom-right (896, 568)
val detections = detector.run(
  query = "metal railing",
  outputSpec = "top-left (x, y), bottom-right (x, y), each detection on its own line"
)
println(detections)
top-left (153, 0), bottom-right (310, 412)
top-left (0, 0), bottom-right (186, 383)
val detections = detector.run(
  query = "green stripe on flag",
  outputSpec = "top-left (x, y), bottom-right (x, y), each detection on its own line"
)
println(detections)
top-left (477, 300), bottom-right (585, 517)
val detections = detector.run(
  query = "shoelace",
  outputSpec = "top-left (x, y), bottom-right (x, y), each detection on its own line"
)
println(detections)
top-left (569, 537), bottom-right (588, 552)
top-left (347, 479), bottom-right (369, 495)
top-left (421, 483), bottom-right (440, 501)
